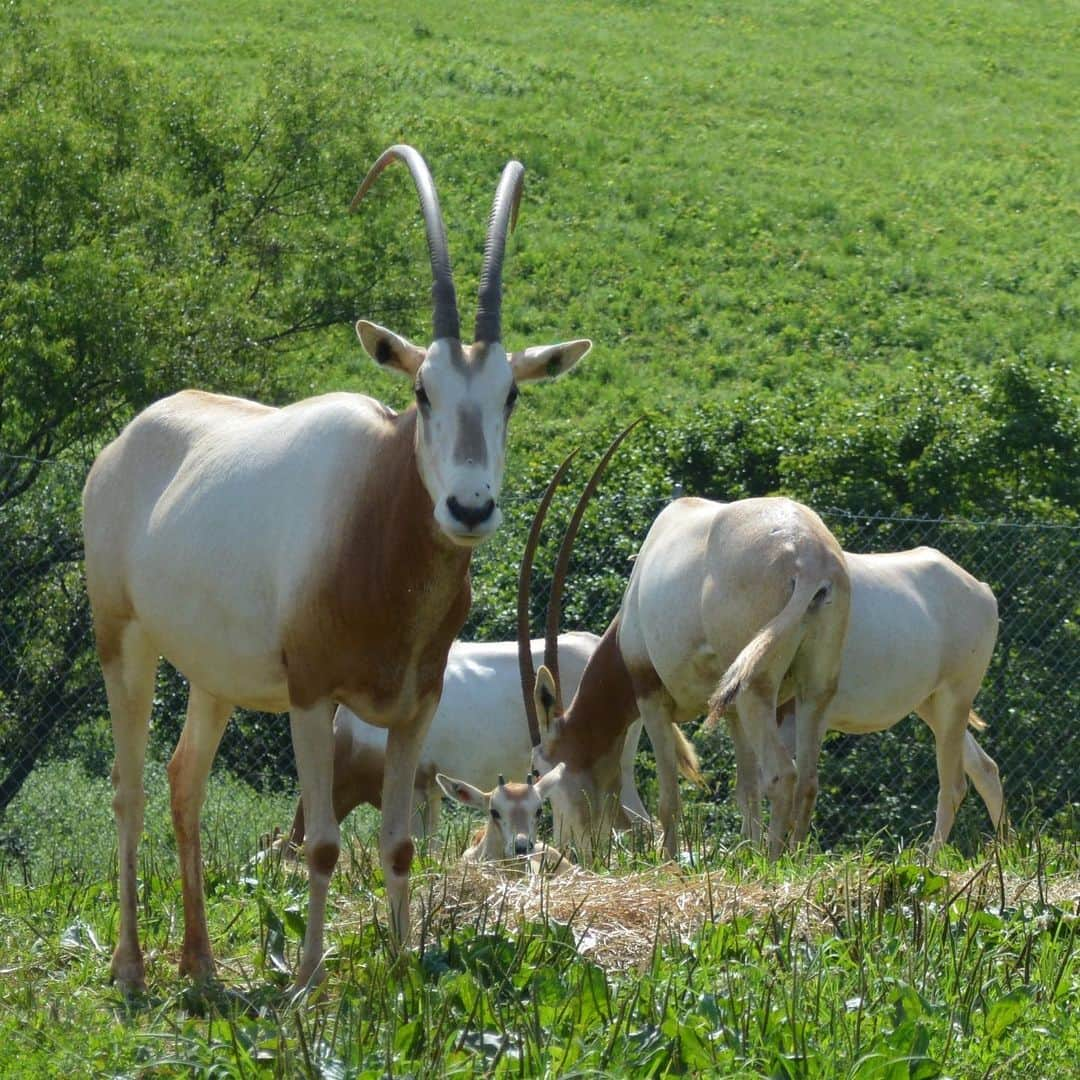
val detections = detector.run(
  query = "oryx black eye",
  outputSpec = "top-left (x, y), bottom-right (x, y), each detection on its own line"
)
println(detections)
top-left (415, 383), bottom-right (430, 407)
top-left (490, 808), bottom-right (501, 821)
top-left (506, 385), bottom-right (519, 410)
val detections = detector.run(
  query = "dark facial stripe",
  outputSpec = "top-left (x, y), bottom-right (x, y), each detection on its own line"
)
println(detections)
top-left (453, 402), bottom-right (488, 465)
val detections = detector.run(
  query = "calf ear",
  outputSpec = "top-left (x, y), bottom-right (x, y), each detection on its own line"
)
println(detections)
top-left (356, 320), bottom-right (427, 377)
top-left (509, 339), bottom-right (591, 382)
top-left (535, 761), bottom-right (567, 799)
top-left (435, 773), bottom-right (487, 808)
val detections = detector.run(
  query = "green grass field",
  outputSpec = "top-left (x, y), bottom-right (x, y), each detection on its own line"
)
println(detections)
top-left (1, 760), bottom-right (1078, 1076)
top-left (2, 1), bottom-right (1078, 1075)
top-left (50, 0), bottom-right (1080, 456)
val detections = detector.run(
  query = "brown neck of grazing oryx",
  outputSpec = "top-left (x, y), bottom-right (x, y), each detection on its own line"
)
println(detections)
top-left (550, 615), bottom-right (640, 769)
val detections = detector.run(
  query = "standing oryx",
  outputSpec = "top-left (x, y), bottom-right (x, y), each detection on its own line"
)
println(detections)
top-left (737, 546), bottom-right (1004, 851)
top-left (82, 145), bottom-right (592, 993)
top-left (524, 481), bottom-right (851, 861)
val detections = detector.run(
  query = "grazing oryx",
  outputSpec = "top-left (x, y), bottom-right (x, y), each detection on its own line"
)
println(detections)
top-left (82, 145), bottom-right (591, 993)
top-left (436, 767), bottom-right (570, 873)
top-left (286, 634), bottom-right (648, 848)
top-left (526, 484), bottom-right (851, 861)
top-left (733, 547), bottom-right (1004, 851)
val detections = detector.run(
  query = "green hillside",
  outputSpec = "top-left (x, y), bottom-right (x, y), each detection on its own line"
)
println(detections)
top-left (47, 0), bottom-right (1080, 460)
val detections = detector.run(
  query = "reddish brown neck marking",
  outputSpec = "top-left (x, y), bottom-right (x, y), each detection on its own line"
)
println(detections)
top-left (549, 616), bottom-right (643, 769)
top-left (285, 407), bottom-right (472, 711)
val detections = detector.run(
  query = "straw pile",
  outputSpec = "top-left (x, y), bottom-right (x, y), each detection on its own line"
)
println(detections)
top-left (401, 857), bottom-right (1080, 972)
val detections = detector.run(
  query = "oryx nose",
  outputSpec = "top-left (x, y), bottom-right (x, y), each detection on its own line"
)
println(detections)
top-left (514, 837), bottom-right (532, 856)
top-left (446, 495), bottom-right (496, 528)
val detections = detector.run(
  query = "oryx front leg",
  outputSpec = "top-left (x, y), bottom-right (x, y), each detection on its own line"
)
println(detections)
top-left (102, 620), bottom-right (158, 993)
top-left (380, 704), bottom-right (436, 947)
top-left (290, 702), bottom-right (339, 991)
top-left (167, 686), bottom-right (232, 982)
top-left (641, 699), bottom-right (682, 861)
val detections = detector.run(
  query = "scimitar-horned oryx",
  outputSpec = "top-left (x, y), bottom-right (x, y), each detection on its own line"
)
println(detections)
top-left (722, 546), bottom-right (1004, 852)
top-left (82, 144), bottom-right (591, 993)
top-left (528, 491), bottom-right (851, 861)
top-left (436, 767), bottom-right (570, 874)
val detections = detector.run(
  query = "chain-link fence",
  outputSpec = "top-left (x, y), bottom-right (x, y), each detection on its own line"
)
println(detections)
top-left (1, 456), bottom-right (1077, 851)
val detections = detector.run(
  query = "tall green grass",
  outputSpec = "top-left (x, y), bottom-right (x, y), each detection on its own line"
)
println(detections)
top-left (1, 761), bottom-right (1077, 1076)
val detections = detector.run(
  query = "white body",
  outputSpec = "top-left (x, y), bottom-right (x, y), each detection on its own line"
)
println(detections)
top-left (534, 497), bottom-right (851, 860)
top-left (764, 547), bottom-right (1004, 845)
top-left (288, 634), bottom-right (647, 844)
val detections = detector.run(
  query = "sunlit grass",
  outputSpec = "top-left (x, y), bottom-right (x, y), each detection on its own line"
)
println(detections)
top-left (1, 760), bottom-right (1077, 1076)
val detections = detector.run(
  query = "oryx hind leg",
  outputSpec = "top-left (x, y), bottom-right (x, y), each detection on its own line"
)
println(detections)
top-left (167, 685), bottom-right (233, 981)
top-left (733, 678), bottom-right (796, 861)
top-left (963, 729), bottom-right (1007, 837)
top-left (99, 618), bottom-right (159, 993)
top-left (917, 688), bottom-right (971, 856)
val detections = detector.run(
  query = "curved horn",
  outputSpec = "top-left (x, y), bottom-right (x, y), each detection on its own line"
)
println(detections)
top-left (518, 448), bottom-right (580, 747)
top-left (350, 144), bottom-right (461, 342)
top-left (544, 418), bottom-right (647, 712)
top-left (474, 160), bottom-right (525, 344)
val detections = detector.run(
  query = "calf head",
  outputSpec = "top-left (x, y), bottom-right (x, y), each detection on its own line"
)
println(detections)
top-left (437, 765), bottom-right (567, 859)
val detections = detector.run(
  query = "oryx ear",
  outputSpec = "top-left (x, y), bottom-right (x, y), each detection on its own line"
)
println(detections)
top-left (436, 773), bottom-right (487, 808)
top-left (534, 761), bottom-right (567, 799)
top-left (534, 665), bottom-right (559, 735)
top-left (356, 320), bottom-right (427, 378)
top-left (509, 339), bottom-right (591, 383)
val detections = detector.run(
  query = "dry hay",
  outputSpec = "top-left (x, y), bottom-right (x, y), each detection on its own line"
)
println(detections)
top-left (401, 857), bottom-right (1080, 972)
top-left (408, 861), bottom-right (833, 971)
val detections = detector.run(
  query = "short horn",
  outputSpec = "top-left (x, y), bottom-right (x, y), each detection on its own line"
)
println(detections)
top-left (474, 160), bottom-right (525, 344)
top-left (498, 774), bottom-right (506, 788)
top-left (350, 144), bottom-right (461, 342)
top-left (519, 448), bottom-right (580, 747)
top-left (544, 418), bottom-right (647, 712)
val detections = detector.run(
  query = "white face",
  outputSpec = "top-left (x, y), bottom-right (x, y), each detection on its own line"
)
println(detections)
top-left (487, 782), bottom-right (546, 858)
top-left (413, 340), bottom-right (516, 547)
top-left (438, 764), bottom-right (567, 860)
top-left (356, 320), bottom-right (592, 549)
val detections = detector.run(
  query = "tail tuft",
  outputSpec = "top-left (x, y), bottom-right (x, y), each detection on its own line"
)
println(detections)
top-left (673, 724), bottom-right (704, 787)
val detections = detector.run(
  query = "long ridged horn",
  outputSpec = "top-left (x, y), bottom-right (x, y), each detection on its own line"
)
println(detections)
top-left (518, 448), bottom-right (580, 747)
top-left (350, 144), bottom-right (461, 342)
top-left (474, 160), bottom-right (525, 344)
top-left (544, 418), bottom-right (647, 713)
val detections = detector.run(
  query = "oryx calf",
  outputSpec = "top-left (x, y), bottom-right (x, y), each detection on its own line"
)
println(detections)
top-left (437, 766), bottom-right (569, 872)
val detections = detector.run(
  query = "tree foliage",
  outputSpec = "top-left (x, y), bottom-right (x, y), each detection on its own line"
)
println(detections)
top-left (0, 1), bottom-right (404, 805)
